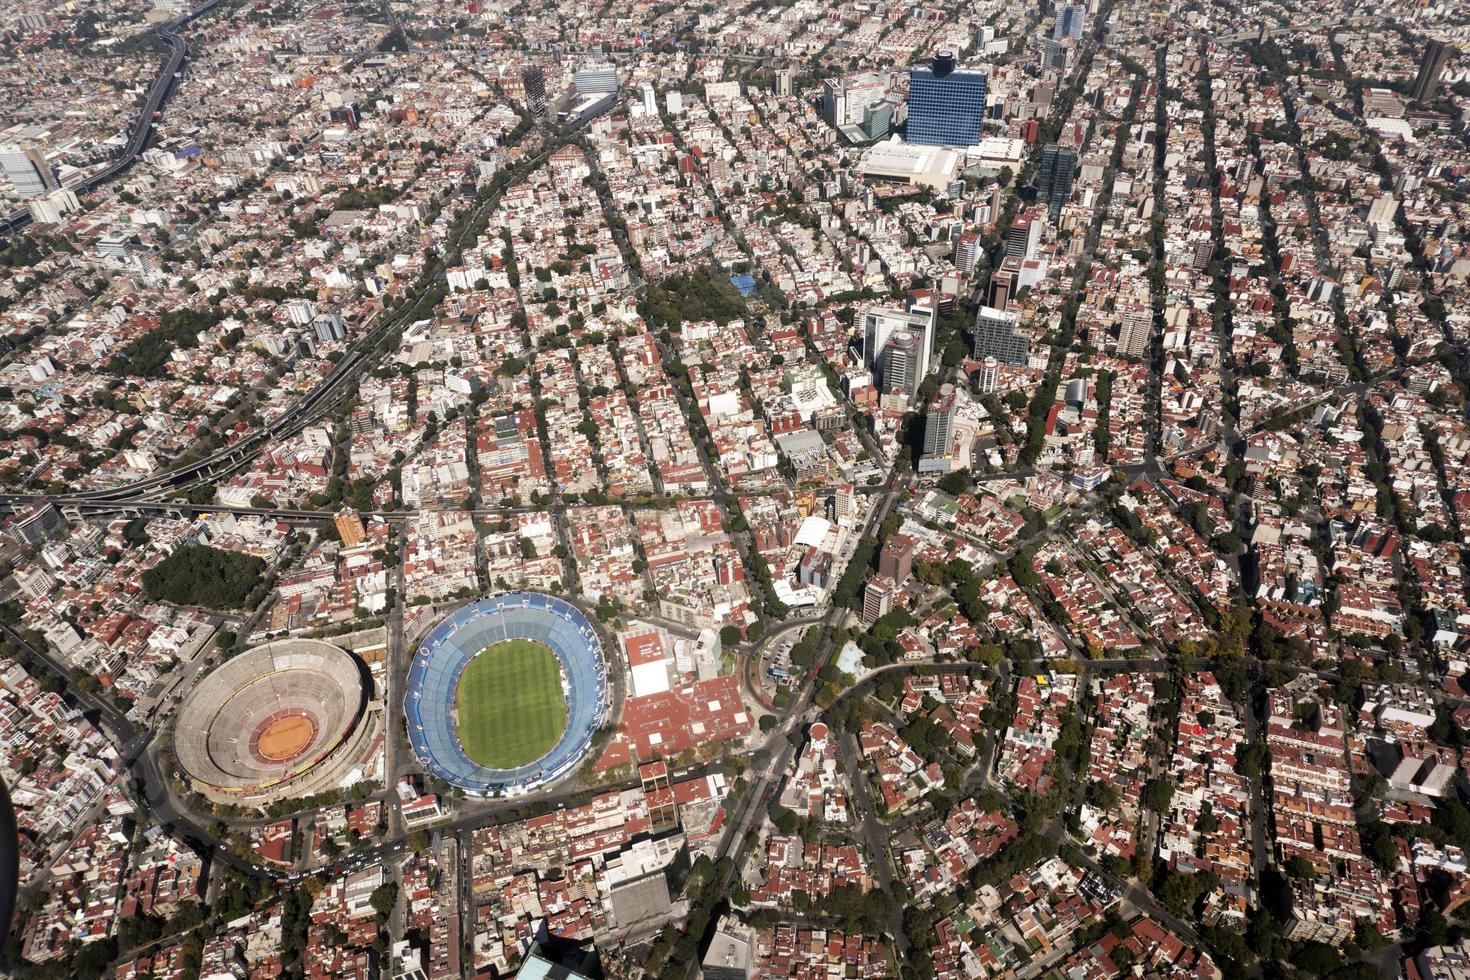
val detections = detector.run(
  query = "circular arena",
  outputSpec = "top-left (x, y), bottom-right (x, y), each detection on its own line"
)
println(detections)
top-left (405, 592), bottom-right (608, 797)
top-left (174, 639), bottom-right (370, 802)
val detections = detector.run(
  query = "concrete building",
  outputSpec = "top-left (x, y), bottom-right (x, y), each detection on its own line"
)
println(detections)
top-left (880, 330), bottom-right (919, 399)
top-left (702, 916), bottom-right (755, 980)
top-left (878, 534), bottom-right (915, 584)
top-left (1116, 307), bottom-right (1152, 358)
top-left (1416, 939), bottom-right (1470, 980)
top-left (863, 574), bottom-right (896, 624)
top-left (1366, 194), bottom-right (1398, 227)
top-left (97, 230), bottom-right (140, 261)
top-left (1041, 38), bottom-right (1068, 72)
top-left (973, 305), bottom-right (1029, 365)
top-left (856, 138), bottom-right (959, 190)
top-left (1410, 39), bottom-right (1455, 103)
top-left (1054, 4), bottom-right (1085, 40)
top-left (522, 65), bottom-right (548, 117)
top-left (988, 256), bottom-right (1020, 309)
top-left (920, 387), bottom-right (959, 473)
top-left (822, 72), bottom-right (891, 129)
top-left (335, 508), bottom-right (367, 547)
top-left (953, 230), bottom-right (981, 273)
top-left (977, 357), bottom-right (1001, 393)
top-left (11, 503), bottom-right (64, 547)
top-left (1005, 212), bottom-right (1041, 260)
top-left (862, 301), bottom-right (936, 385)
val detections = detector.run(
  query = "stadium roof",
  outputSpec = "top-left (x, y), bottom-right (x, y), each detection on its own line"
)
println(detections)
top-left (858, 137), bottom-right (960, 190)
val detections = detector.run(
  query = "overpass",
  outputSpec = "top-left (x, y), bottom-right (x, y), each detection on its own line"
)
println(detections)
top-left (0, 0), bottom-right (230, 238)
top-left (61, 98), bottom-right (618, 505)
top-left (69, 286), bottom-right (423, 503)
top-left (0, 493), bottom-right (416, 526)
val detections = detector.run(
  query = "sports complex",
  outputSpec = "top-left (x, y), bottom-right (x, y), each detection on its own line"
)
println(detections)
top-left (405, 592), bottom-right (609, 797)
top-left (173, 638), bottom-right (374, 804)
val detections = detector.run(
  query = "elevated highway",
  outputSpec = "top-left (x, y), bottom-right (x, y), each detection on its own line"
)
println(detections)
top-left (0, 0), bottom-right (230, 237)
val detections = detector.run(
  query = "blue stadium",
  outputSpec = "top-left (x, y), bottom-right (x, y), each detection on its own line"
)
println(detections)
top-left (404, 592), bottom-right (609, 797)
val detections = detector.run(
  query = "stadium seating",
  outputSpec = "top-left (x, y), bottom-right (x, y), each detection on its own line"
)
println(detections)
top-left (404, 593), bottom-right (608, 796)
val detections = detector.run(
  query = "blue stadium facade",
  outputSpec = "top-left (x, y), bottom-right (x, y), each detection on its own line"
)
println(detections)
top-left (404, 592), bottom-right (608, 797)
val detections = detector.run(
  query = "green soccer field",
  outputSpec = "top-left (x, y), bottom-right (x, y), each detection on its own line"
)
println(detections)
top-left (454, 639), bottom-right (567, 769)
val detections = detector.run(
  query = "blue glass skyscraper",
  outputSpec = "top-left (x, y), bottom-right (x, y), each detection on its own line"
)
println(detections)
top-left (906, 52), bottom-right (988, 147)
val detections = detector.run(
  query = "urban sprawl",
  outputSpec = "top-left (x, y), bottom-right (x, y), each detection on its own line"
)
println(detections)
top-left (2, 0), bottom-right (1470, 979)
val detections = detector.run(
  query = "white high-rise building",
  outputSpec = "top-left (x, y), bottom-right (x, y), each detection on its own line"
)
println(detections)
top-left (977, 357), bottom-right (1000, 394)
top-left (27, 197), bottom-right (61, 224)
top-left (96, 229), bottom-right (139, 260)
top-left (286, 299), bottom-right (317, 326)
top-left (1116, 307), bottom-right (1152, 358)
top-left (973, 306), bottom-right (1029, 365)
top-left (0, 144), bottom-right (57, 200)
top-left (821, 72), bottom-right (891, 128)
top-left (640, 81), bottom-right (657, 115)
top-left (861, 301), bottom-right (936, 400)
top-left (574, 62), bottom-right (619, 94)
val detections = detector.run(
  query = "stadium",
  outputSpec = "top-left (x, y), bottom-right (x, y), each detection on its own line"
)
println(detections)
top-left (173, 639), bottom-right (373, 804)
top-left (405, 592), bottom-right (609, 797)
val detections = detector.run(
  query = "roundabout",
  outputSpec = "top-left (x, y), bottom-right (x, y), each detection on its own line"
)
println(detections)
top-left (405, 592), bottom-right (608, 797)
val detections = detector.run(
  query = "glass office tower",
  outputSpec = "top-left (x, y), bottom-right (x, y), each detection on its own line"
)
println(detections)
top-left (1038, 143), bottom-right (1078, 219)
top-left (906, 52), bottom-right (988, 147)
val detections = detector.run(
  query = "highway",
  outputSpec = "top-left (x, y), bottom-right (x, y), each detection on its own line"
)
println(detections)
top-left (0, 98), bottom-right (641, 893)
top-left (0, 0), bottom-right (230, 238)
top-left (47, 102), bottom-right (614, 508)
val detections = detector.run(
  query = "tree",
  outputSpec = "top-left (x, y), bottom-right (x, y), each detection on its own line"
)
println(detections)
top-left (1286, 855), bottom-right (1315, 878)
top-left (1086, 781), bottom-right (1121, 812)
top-left (770, 805), bottom-right (801, 835)
top-left (638, 266), bottom-right (748, 329)
top-left (1289, 941), bottom-right (1341, 976)
top-left (1418, 905), bottom-right (1450, 948)
top-left (72, 938), bottom-right (120, 980)
top-left (369, 882), bottom-right (398, 920)
top-left (937, 470), bottom-right (970, 496)
top-left (141, 545), bottom-right (265, 609)
top-left (1142, 777), bottom-right (1174, 814)
top-left (1354, 920), bottom-right (1387, 953)
top-left (1157, 869), bottom-right (1218, 917)
top-left (122, 517), bottom-right (151, 545)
